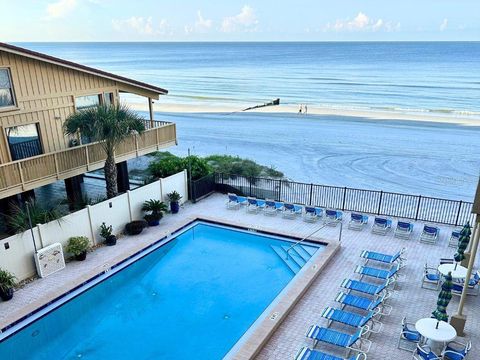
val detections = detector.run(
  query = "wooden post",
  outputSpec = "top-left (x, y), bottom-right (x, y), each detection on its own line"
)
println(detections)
top-left (148, 97), bottom-right (154, 129)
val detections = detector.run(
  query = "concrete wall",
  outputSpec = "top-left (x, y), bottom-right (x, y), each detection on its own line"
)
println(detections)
top-left (0, 170), bottom-right (187, 281)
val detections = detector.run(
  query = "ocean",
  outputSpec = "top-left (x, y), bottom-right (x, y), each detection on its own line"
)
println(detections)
top-left (17, 42), bottom-right (480, 199)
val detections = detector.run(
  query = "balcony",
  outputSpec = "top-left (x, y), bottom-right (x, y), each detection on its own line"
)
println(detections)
top-left (0, 120), bottom-right (176, 199)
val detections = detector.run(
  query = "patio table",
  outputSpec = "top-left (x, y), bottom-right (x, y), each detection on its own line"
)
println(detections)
top-left (415, 318), bottom-right (457, 353)
top-left (438, 263), bottom-right (468, 279)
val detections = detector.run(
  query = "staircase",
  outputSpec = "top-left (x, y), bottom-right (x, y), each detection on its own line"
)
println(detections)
top-left (271, 243), bottom-right (318, 274)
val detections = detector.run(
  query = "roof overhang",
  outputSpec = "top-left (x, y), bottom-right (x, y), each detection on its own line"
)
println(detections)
top-left (0, 42), bottom-right (168, 100)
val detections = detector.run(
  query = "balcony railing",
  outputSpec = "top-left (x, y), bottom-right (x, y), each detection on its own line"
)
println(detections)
top-left (0, 121), bottom-right (176, 199)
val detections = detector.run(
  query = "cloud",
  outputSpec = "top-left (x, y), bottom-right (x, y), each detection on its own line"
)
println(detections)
top-left (221, 5), bottom-right (258, 33)
top-left (112, 17), bottom-right (172, 37)
top-left (440, 18), bottom-right (448, 31)
top-left (185, 11), bottom-right (212, 34)
top-left (325, 12), bottom-right (400, 32)
top-left (46, 0), bottom-right (78, 19)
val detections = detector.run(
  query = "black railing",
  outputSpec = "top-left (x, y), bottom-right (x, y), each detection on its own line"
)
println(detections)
top-left (191, 173), bottom-right (475, 226)
top-left (8, 139), bottom-right (42, 160)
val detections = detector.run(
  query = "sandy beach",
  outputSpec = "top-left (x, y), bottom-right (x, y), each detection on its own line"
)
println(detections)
top-left (129, 101), bottom-right (480, 127)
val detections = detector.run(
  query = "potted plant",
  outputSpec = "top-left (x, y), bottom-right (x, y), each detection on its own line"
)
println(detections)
top-left (167, 191), bottom-right (182, 214)
top-left (66, 236), bottom-right (90, 261)
top-left (0, 268), bottom-right (16, 301)
top-left (125, 220), bottom-right (147, 235)
top-left (100, 222), bottom-right (117, 246)
top-left (142, 199), bottom-right (168, 226)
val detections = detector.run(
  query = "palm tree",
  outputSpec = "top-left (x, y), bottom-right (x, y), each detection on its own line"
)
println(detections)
top-left (64, 104), bottom-right (145, 198)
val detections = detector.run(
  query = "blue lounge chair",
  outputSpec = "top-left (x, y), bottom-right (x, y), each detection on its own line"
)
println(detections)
top-left (283, 203), bottom-right (302, 218)
top-left (306, 325), bottom-right (371, 356)
top-left (360, 248), bottom-right (406, 265)
top-left (371, 217), bottom-right (392, 235)
top-left (354, 264), bottom-right (400, 281)
top-left (394, 221), bottom-right (414, 239)
top-left (448, 229), bottom-right (461, 248)
top-left (246, 197), bottom-right (261, 213)
top-left (419, 225), bottom-right (439, 244)
top-left (341, 278), bottom-right (392, 297)
top-left (264, 199), bottom-right (277, 216)
top-left (321, 307), bottom-right (382, 333)
top-left (441, 340), bottom-right (471, 360)
top-left (397, 316), bottom-right (421, 351)
top-left (452, 271), bottom-right (480, 296)
top-left (226, 193), bottom-right (241, 209)
top-left (315, 207), bottom-right (324, 218)
top-left (348, 213), bottom-right (368, 230)
top-left (304, 206), bottom-right (320, 222)
top-left (413, 344), bottom-right (441, 360)
top-left (335, 292), bottom-right (392, 316)
top-left (325, 209), bottom-right (343, 226)
top-left (295, 347), bottom-right (367, 360)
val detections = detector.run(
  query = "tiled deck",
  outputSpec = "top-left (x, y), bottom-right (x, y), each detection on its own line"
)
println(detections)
top-left (1, 193), bottom-right (478, 360)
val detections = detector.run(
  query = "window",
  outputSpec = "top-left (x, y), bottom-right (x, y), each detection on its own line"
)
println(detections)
top-left (75, 94), bottom-right (101, 111)
top-left (6, 124), bottom-right (42, 161)
top-left (0, 68), bottom-right (15, 108)
top-left (103, 92), bottom-right (114, 107)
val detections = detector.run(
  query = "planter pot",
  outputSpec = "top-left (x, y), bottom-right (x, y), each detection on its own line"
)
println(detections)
top-left (146, 219), bottom-right (160, 226)
top-left (75, 251), bottom-right (87, 261)
top-left (0, 287), bottom-right (14, 301)
top-left (170, 201), bottom-right (180, 214)
top-left (105, 235), bottom-right (117, 246)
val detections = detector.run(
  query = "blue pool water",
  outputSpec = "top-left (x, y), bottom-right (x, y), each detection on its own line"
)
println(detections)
top-left (0, 222), bottom-right (320, 359)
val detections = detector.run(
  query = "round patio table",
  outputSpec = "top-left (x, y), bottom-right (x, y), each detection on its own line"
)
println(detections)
top-left (438, 263), bottom-right (468, 279)
top-left (415, 318), bottom-right (457, 353)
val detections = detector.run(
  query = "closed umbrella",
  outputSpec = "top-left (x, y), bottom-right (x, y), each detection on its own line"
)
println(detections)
top-left (454, 222), bottom-right (472, 263)
top-left (432, 271), bottom-right (453, 328)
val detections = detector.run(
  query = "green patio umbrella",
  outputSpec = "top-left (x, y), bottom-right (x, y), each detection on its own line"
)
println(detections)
top-left (432, 271), bottom-right (453, 328)
top-left (454, 222), bottom-right (472, 263)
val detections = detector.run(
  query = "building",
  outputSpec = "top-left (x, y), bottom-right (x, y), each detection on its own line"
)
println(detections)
top-left (0, 42), bottom-right (176, 214)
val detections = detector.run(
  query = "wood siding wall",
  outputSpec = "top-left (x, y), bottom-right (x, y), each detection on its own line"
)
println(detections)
top-left (0, 51), bottom-right (121, 164)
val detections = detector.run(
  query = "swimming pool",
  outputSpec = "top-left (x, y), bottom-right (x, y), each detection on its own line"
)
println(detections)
top-left (0, 221), bottom-right (323, 359)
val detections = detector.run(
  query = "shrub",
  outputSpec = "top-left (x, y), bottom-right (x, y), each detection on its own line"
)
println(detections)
top-left (166, 191), bottom-right (182, 202)
top-left (0, 268), bottom-right (16, 292)
top-left (148, 152), bottom-right (211, 181)
top-left (66, 236), bottom-right (90, 256)
top-left (5, 200), bottom-right (64, 234)
top-left (99, 223), bottom-right (113, 239)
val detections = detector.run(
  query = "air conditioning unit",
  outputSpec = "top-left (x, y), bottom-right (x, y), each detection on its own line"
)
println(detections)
top-left (34, 243), bottom-right (66, 278)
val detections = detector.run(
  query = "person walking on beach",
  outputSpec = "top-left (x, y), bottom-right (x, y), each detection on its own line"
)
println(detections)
top-left (298, 104), bottom-right (302, 114)
top-left (304, 104), bottom-right (308, 115)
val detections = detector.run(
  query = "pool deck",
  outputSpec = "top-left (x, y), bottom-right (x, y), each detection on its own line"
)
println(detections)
top-left (1, 192), bottom-right (479, 360)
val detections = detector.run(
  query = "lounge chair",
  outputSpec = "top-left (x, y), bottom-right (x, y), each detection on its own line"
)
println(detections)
top-left (419, 225), bottom-right (440, 244)
top-left (226, 193), bottom-right (241, 209)
top-left (448, 229), bottom-right (461, 248)
top-left (421, 263), bottom-right (440, 290)
top-left (394, 221), bottom-right (414, 239)
top-left (294, 347), bottom-right (366, 360)
top-left (335, 292), bottom-right (392, 316)
top-left (283, 203), bottom-right (302, 218)
top-left (360, 248), bottom-right (406, 265)
top-left (371, 217), bottom-right (392, 235)
top-left (441, 340), bottom-right (471, 360)
top-left (306, 325), bottom-right (372, 356)
top-left (341, 278), bottom-right (393, 297)
top-left (246, 197), bottom-right (261, 213)
top-left (355, 264), bottom-right (400, 281)
top-left (325, 209), bottom-right (343, 226)
top-left (303, 206), bottom-right (320, 222)
top-left (315, 207), bottom-right (324, 218)
top-left (321, 306), bottom-right (382, 333)
top-left (263, 199), bottom-right (277, 216)
top-left (349, 213), bottom-right (369, 230)
top-left (413, 344), bottom-right (441, 360)
top-left (397, 316), bottom-right (421, 351)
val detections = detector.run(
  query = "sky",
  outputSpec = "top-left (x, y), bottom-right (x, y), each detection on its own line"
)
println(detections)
top-left (1, 0), bottom-right (479, 42)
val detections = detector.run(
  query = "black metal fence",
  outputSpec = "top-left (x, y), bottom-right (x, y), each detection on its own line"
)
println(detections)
top-left (191, 173), bottom-right (475, 226)
top-left (8, 139), bottom-right (42, 160)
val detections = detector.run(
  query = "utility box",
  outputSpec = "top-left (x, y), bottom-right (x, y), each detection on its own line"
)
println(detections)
top-left (34, 243), bottom-right (66, 278)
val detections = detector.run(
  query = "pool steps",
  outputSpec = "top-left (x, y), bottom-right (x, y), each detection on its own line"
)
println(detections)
top-left (270, 244), bottom-right (318, 274)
